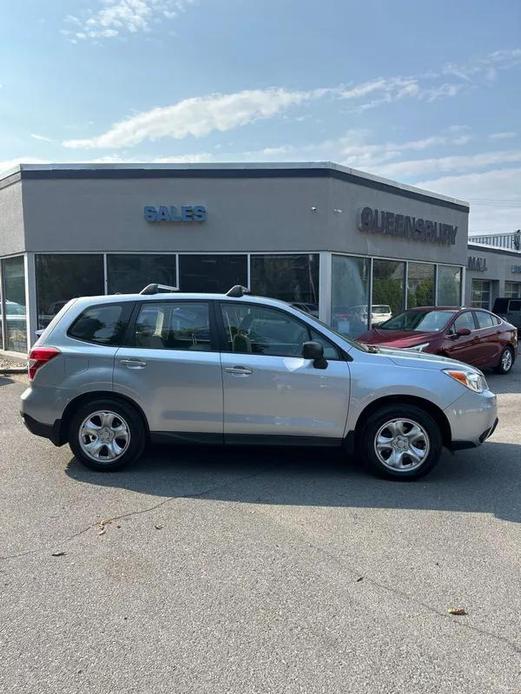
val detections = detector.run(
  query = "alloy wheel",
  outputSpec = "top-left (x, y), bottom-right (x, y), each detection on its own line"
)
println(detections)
top-left (374, 418), bottom-right (430, 472)
top-left (78, 410), bottom-right (131, 463)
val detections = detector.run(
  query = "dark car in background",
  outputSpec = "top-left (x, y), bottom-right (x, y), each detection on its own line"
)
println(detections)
top-left (358, 306), bottom-right (518, 374)
top-left (492, 298), bottom-right (521, 330)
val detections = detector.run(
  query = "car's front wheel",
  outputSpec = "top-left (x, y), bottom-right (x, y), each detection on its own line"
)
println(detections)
top-left (69, 398), bottom-right (146, 471)
top-left (360, 404), bottom-right (443, 480)
top-left (495, 346), bottom-right (515, 375)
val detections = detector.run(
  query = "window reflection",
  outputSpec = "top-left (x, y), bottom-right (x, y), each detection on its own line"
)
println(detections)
top-left (179, 255), bottom-right (247, 293)
top-left (331, 255), bottom-right (370, 338)
top-left (437, 265), bottom-right (462, 306)
top-left (372, 259), bottom-right (405, 323)
top-left (3, 256), bottom-right (27, 352)
top-left (250, 254), bottom-right (319, 314)
top-left (407, 262), bottom-right (435, 308)
top-left (36, 254), bottom-right (104, 329)
top-left (108, 254), bottom-right (177, 294)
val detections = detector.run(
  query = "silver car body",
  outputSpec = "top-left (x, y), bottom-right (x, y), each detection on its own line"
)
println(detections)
top-left (21, 293), bottom-right (497, 451)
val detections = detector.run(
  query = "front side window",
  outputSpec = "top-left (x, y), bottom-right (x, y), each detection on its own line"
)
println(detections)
top-left (475, 311), bottom-right (495, 329)
top-left (453, 312), bottom-right (476, 332)
top-left (380, 309), bottom-right (456, 332)
top-left (134, 302), bottom-right (211, 351)
top-left (220, 303), bottom-right (338, 358)
top-left (68, 303), bottom-right (128, 345)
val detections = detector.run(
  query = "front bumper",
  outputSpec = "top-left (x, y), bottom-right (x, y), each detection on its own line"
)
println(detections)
top-left (444, 388), bottom-right (498, 450)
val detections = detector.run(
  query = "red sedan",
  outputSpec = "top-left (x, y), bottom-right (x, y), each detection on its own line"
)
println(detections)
top-left (357, 306), bottom-right (518, 374)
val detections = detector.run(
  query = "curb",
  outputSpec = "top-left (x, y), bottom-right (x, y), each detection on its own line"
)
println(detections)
top-left (0, 367), bottom-right (27, 374)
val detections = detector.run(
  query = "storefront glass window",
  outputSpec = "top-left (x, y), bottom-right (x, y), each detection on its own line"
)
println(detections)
top-left (407, 262), bottom-right (435, 308)
top-left (372, 259), bottom-right (405, 323)
top-left (108, 254), bottom-right (177, 294)
top-left (0, 262), bottom-right (4, 350)
top-left (3, 256), bottom-right (27, 352)
top-left (250, 254), bottom-right (319, 313)
top-left (505, 281), bottom-right (521, 298)
top-left (179, 254), bottom-right (247, 293)
top-left (471, 279), bottom-right (491, 309)
top-left (331, 255), bottom-right (370, 338)
top-left (35, 254), bottom-right (104, 329)
top-left (437, 265), bottom-right (462, 306)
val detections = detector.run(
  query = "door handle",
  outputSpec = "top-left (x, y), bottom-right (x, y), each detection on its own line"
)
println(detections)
top-left (120, 359), bottom-right (147, 369)
top-left (224, 366), bottom-right (253, 376)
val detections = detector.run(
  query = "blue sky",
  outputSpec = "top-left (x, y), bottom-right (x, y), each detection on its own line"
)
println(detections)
top-left (1, 0), bottom-right (520, 232)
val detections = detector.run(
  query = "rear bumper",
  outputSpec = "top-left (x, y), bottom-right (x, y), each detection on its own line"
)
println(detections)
top-left (21, 412), bottom-right (63, 446)
top-left (444, 389), bottom-right (498, 450)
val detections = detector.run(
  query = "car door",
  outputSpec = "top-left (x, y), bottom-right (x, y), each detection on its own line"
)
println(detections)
top-left (218, 302), bottom-right (350, 442)
top-left (473, 310), bottom-right (502, 366)
top-left (114, 300), bottom-right (223, 439)
top-left (442, 311), bottom-right (480, 365)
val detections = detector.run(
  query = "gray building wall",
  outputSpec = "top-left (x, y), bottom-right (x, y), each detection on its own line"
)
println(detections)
top-left (466, 244), bottom-right (521, 306)
top-left (0, 178), bottom-right (25, 256)
top-left (14, 167), bottom-right (468, 266)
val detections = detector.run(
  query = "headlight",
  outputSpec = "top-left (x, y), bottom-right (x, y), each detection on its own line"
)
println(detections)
top-left (408, 342), bottom-right (430, 352)
top-left (444, 369), bottom-right (488, 393)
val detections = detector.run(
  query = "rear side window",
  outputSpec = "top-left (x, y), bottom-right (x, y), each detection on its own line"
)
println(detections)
top-left (493, 299), bottom-right (509, 313)
top-left (474, 311), bottom-right (495, 329)
top-left (68, 304), bottom-right (128, 345)
top-left (134, 302), bottom-right (212, 351)
top-left (510, 300), bottom-right (521, 312)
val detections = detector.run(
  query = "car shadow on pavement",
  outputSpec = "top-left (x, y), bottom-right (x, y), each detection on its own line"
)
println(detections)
top-left (65, 438), bottom-right (521, 524)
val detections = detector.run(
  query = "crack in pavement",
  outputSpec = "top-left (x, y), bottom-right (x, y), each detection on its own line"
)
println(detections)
top-left (298, 537), bottom-right (521, 656)
top-left (1, 460), bottom-right (519, 657)
top-left (0, 465), bottom-right (276, 562)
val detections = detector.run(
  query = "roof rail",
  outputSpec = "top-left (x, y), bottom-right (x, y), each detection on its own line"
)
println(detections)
top-left (225, 285), bottom-right (251, 298)
top-left (139, 283), bottom-right (179, 295)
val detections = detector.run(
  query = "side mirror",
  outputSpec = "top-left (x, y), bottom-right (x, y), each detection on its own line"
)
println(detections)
top-left (456, 327), bottom-right (472, 337)
top-left (302, 341), bottom-right (328, 369)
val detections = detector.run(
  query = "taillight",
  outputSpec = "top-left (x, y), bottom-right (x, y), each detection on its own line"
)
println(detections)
top-left (28, 347), bottom-right (60, 381)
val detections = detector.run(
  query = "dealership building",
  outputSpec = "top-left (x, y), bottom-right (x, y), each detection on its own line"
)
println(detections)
top-left (0, 162), bottom-right (471, 354)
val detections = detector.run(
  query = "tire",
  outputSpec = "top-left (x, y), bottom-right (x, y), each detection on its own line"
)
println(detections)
top-left (494, 346), bottom-right (515, 375)
top-left (360, 404), bottom-right (443, 480)
top-left (69, 398), bottom-right (146, 471)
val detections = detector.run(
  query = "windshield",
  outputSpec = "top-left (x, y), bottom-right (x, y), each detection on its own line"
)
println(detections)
top-left (379, 309), bottom-right (456, 332)
top-left (373, 305), bottom-right (390, 314)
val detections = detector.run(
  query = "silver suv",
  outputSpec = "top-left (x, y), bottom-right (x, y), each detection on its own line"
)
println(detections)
top-left (21, 286), bottom-right (498, 480)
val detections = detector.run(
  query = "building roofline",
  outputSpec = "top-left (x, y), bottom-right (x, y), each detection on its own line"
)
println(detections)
top-left (0, 161), bottom-right (469, 212)
top-left (468, 242), bottom-right (521, 257)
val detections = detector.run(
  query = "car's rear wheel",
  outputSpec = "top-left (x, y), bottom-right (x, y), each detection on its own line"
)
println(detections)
top-left (360, 404), bottom-right (443, 480)
top-left (495, 346), bottom-right (514, 375)
top-left (69, 398), bottom-right (146, 471)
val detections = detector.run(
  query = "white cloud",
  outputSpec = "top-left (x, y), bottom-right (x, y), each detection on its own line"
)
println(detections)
top-left (375, 149), bottom-right (521, 179)
top-left (489, 131), bottom-right (517, 141)
top-left (443, 48), bottom-right (521, 82)
top-left (63, 88), bottom-right (321, 149)
top-left (30, 133), bottom-right (53, 143)
top-left (63, 0), bottom-right (195, 41)
top-left (417, 167), bottom-right (521, 234)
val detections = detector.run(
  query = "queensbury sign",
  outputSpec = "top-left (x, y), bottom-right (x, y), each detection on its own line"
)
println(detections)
top-left (144, 205), bottom-right (207, 223)
top-left (358, 207), bottom-right (457, 245)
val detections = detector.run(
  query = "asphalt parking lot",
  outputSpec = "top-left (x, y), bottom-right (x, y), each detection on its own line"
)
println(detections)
top-left (1, 366), bottom-right (520, 694)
